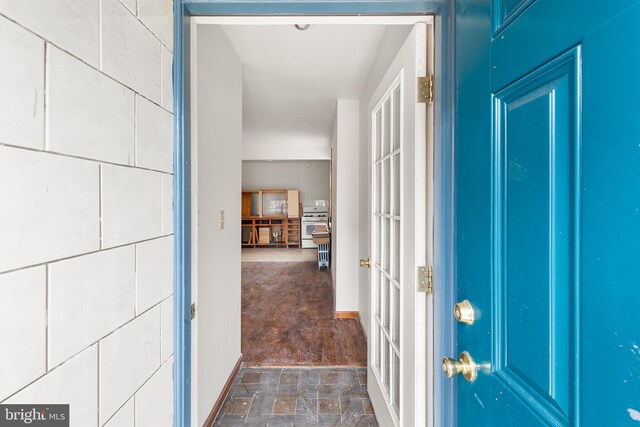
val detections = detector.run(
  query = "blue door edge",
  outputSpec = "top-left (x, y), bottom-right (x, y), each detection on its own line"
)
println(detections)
top-left (172, 2), bottom-right (456, 427)
top-left (437, 4), bottom-right (457, 426)
top-left (173, 3), bottom-right (192, 427)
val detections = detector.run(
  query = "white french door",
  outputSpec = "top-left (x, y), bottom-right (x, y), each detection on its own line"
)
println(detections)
top-left (371, 75), bottom-right (403, 425)
top-left (368, 22), bottom-right (432, 427)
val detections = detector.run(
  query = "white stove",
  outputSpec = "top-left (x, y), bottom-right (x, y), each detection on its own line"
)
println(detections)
top-left (301, 206), bottom-right (329, 248)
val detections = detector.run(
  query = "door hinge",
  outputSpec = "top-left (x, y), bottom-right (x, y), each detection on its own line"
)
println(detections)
top-left (418, 75), bottom-right (434, 104)
top-left (191, 303), bottom-right (196, 320)
top-left (417, 265), bottom-right (433, 293)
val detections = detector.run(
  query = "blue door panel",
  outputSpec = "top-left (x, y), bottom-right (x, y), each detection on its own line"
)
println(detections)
top-left (490, 0), bottom-right (638, 91)
top-left (504, 91), bottom-right (552, 397)
top-left (492, 50), bottom-right (579, 425)
top-left (581, 3), bottom-right (640, 422)
top-left (456, 0), bottom-right (640, 425)
top-left (492, 0), bottom-right (536, 35)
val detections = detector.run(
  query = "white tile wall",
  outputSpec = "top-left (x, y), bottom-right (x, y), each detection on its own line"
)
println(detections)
top-left (6, 345), bottom-right (99, 427)
top-left (0, 0), bottom-right (100, 67)
top-left (161, 46), bottom-right (174, 112)
top-left (0, 16), bottom-right (44, 149)
top-left (138, 0), bottom-right (174, 50)
top-left (104, 397), bottom-right (135, 427)
top-left (0, 147), bottom-right (100, 272)
top-left (99, 307), bottom-right (161, 424)
top-left (0, 0), bottom-right (173, 423)
top-left (0, 267), bottom-right (46, 401)
top-left (101, 0), bottom-right (162, 103)
top-left (160, 296), bottom-right (174, 363)
top-left (162, 173), bottom-right (174, 235)
top-left (134, 358), bottom-right (173, 427)
top-left (101, 164), bottom-right (163, 248)
top-left (136, 95), bottom-right (173, 172)
top-left (47, 46), bottom-right (135, 164)
top-left (48, 246), bottom-right (135, 368)
top-left (136, 236), bottom-right (173, 314)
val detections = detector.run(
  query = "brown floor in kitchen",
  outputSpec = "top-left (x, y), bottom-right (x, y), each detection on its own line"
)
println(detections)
top-left (214, 367), bottom-right (378, 426)
top-left (241, 261), bottom-right (368, 366)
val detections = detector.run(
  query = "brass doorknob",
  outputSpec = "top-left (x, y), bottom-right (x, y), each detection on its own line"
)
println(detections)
top-left (454, 300), bottom-right (475, 325)
top-left (359, 258), bottom-right (371, 268)
top-left (442, 351), bottom-right (478, 382)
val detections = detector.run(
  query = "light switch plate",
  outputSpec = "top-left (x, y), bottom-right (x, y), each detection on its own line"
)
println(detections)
top-left (219, 210), bottom-right (225, 230)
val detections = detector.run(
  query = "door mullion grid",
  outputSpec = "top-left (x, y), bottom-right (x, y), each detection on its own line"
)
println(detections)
top-left (371, 103), bottom-right (381, 378)
top-left (389, 87), bottom-right (401, 417)
top-left (379, 213), bottom-right (401, 220)
top-left (380, 99), bottom-right (392, 397)
top-left (374, 122), bottom-right (382, 376)
top-left (375, 148), bottom-right (401, 165)
top-left (375, 310), bottom-right (400, 355)
top-left (380, 267), bottom-right (391, 281)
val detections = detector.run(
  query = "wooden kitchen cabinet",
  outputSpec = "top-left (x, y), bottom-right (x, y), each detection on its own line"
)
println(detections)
top-left (286, 217), bottom-right (301, 246)
top-left (241, 191), bottom-right (253, 217)
top-left (241, 216), bottom-right (300, 248)
top-left (241, 188), bottom-right (301, 248)
top-left (287, 190), bottom-right (300, 217)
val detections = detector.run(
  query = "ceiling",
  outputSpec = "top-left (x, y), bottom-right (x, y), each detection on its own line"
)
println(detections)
top-left (220, 24), bottom-right (392, 151)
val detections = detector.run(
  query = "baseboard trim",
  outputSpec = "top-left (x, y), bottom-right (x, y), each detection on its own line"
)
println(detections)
top-left (335, 311), bottom-right (359, 319)
top-left (203, 355), bottom-right (243, 427)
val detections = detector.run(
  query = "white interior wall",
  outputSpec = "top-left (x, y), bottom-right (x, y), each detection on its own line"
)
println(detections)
top-left (357, 26), bottom-right (412, 338)
top-left (242, 135), bottom-right (331, 161)
top-left (0, 1), bottom-right (174, 426)
top-left (333, 99), bottom-right (360, 312)
top-left (331, 121), bottom-right (338, 289)
top-left (242, 161), bottom-right (330, 206)
top-left (194, 25), bottom-right (243, 426)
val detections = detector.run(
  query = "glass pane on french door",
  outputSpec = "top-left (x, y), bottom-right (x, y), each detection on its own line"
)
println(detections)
top-left (371, 79), bottom-right (402, 421)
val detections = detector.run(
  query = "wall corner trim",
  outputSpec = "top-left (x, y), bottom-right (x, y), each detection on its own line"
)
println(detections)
top-left (357, 311), bottom-right (368, 340)
top-left (203, 355), bottom-right (243, 427)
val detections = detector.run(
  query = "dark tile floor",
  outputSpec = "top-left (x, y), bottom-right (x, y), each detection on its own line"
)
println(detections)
top-left (242, 262), bottom-right (368, 366)
top-left (214, 367), bottom-right (378, 426)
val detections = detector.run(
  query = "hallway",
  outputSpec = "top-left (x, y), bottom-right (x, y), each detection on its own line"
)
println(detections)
top-left (241, 262), bottom-right (368, 366)
top-left (215, 261), bottom-right (376, 425)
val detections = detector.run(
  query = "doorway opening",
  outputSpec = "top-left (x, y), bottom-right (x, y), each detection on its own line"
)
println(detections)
top-left (189, 15), bottom-right (435, 426)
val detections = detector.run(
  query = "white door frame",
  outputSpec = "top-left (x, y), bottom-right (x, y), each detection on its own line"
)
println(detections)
top-left (367, 21), bottom-right (434, 427)
top-left (189, 20), bottom-right (200, 427)
top-left (188, 15), bottom-right (437, 427)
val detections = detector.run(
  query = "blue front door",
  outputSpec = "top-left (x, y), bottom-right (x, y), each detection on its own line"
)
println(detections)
top-left (454, 0), bottom-right (640, 425)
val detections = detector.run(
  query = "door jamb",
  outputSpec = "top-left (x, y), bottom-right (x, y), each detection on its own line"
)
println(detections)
top-left (172, 2), bottom-right (456, 427)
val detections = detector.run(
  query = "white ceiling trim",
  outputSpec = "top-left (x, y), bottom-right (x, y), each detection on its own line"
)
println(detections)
top-left (192, 16), bottom-right (433, 25)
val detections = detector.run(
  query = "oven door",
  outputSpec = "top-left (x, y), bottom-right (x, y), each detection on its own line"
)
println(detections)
top-left (302, 220), bottom-right (318, 240)
top-left (302, 218), bottom-right (327, 248)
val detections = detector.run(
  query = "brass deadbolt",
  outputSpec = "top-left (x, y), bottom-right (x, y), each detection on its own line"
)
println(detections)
top-left (454, 300), bottom-right (475, 325)
top-left (359, 258), bottom-right (371, 268)
top-left (442, 351), bottom-right (478, 382)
